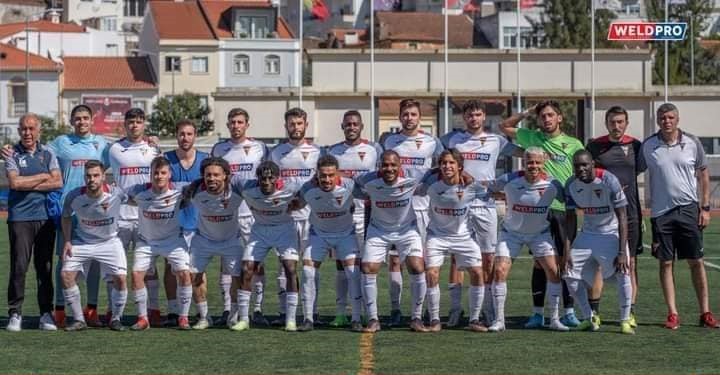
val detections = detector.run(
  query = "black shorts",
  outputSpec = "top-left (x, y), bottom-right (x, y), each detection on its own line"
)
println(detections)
top-left (627, 217), bottom-right (643, 257)
top-left (650, 203), bottom-right (704, 262)
top-left (548, 209), bottom-right (567, 257)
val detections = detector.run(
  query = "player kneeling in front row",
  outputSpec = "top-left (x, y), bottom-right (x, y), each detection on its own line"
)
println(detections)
top-left (126, 156), bottom-right (193, 330)
top-left (297, 155), bottom-right (364, 332)
top-left (418, 149), bottom-right (489, 332)
top-left (61, 160), bottom-right (128, 331)
top-left (233, 161), bottom-right (304, 332)
top-left (489, 147), bottom-right (568, 332)
top-left (563, 150), bottom-right (634, 334)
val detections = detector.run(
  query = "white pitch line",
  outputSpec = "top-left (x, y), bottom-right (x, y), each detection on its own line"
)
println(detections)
top-left (704, 261), bottom-right (720, 271)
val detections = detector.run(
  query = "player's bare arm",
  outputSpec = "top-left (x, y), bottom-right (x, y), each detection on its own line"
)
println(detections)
top-left (614, 205), bottom-right (630, 274)
top-left (499, 104), bottom-right (537, 139)
top-left (698, 167), bottom-right (711, 229)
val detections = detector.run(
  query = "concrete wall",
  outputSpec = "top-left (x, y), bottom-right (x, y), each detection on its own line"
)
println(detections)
top-left (212, 97), bottom-right (314, 141)
top-left (219, 39), bottom-right (300, 88)
top-left (0, 71), bottom-right (60, 141)
top-left (157, 43), bottom-right (219, 112)
top-left (63, 0), bottom-right (123, 24)
top-left (60, 89), bottom-right (157, 124)
top-left (2, 29), bottom-right (126, 59)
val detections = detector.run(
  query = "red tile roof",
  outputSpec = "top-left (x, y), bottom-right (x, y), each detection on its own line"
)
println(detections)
top-left (376, 11), bottom-right (474, 47)
top-left (0, 43), bottom-right (60, 71)
top-left (0, 20), bottom-right (86, 39)
top-left (62, 56), bottom-right (156, 91)
top-left (149, 1), bottom-right (216, 39)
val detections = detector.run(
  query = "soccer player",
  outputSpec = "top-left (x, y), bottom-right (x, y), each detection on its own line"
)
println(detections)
top-left (162, 119), bottom-right (208, 327)
top-left (499, 100), bottom-right (583, 328)
top-left (416, 149), bottom-right (489, 332)
top-left (380, 98), bottom-right (443, 326)
top-left (104, 108), bottom-right (162, 326)
top-left (296, 155), bottom-right (363, 332)
top-left (354, 150), bottom-right (428, 333)
top-left (638, 103), bottom-right (719, 329)
top-left (211, 108), bottom-right (269, 325)
top-left (186, 157), bottom-right (244, 330)
top-left (61, 160), bottom-right (128, 331)
top-left (586, 106), bottom-right (643, 327)
top-left (441, 100), bottom-right (522, 326)
top-left (231, 161), bottom-right (304, 332)
top-left (563, 150), bottom-right (634, 334)
top-left (326, 110), bottom-right (382, 327)
top-left (126, 156), bottom-right (193, 331)
top-left (487, 147), bottom-right (569, 332)
top-left (269, 108), bottom-right (322, 324)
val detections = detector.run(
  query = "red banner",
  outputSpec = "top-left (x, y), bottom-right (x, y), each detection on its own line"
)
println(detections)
top-left (81, 95), bottom-right (132, 136)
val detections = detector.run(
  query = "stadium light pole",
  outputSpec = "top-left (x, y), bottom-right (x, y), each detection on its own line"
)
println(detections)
top-left (688, 9), bottom-right (694, 86)
top-left (24, 8), bottom-right (61, 114)
top-left (370, 0), bottom-right (375, 141)
top-left (664, 0), bottom-right (668, 102)
top-left (590, 0), bottom-right (596, 140)
top-left (443, 0), bottom-right (449, 135)
top-left (516, 0), bottom-right (521, 116)
top-left (298, 0), bottom-right (303, 109)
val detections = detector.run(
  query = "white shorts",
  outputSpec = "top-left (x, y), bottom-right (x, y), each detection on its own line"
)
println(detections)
top-left (496, 229), bottom-right (555, 259)
top-left (363, 224), bottom-right (423, 264)
top-left (414, 209), bottom-right (429, 244)
top-left (134, 237), bottom-right (190, 273)
top-left (62, 237), bottom-right (127, 277)
top-left (469, 206), bottom-right (498, 254)
top-left (118, 219), bottom-right (138, 250)
top-left (244, 223), bottom-right (300, 263)
top-left (190, 234), bottom-right (242, 276)
top-left (353, 211), bottom-right (366, 250)
top-left (294, 219), bottom-right (310, 253)
top-left (565, 232), bottom-right (626, 284)
top-left (425, 234), bottom-right (482, 270)
top-left (305, 231), bottom-right (359, 263)
top-left (182, 230), bottom-right (195, 247)
top-left (238, 215), bottom-right (254, 248)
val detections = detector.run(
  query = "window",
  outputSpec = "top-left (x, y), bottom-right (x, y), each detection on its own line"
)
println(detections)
top-left (165, 56), bottom-right (181, 72)
top-left (191, 56), bottom-right (208, 74)
top-left (105, 44), bottom-right (118, 56)
top-left (234, 15), bottom-right (269, 39)
top-left (132, 100), bottom-right (147, 112)
top-left (8, 77), bottom-right (26, 117)
top-left (99, 16), bottom-right (117, 31)
top-left (233, 54), bottom-right (250, 75)
top-left (264, 55), bottom-right (280, 75)
top-left (700, 137), bottom-right (720, 155)
top-left (124, 0), bottom-right (146, 17)
top-left (502, 26), bottom-right (538, 49)
top-left (198, 96), bottom-right (208, 109)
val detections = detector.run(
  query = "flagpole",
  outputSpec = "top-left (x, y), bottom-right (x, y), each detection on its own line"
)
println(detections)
top-left (444, 0), bottom-right (449, 135)
top-left (370, 0), bottom-right (375, 141)
top-left (516, 0), bottom-right (521, 115)
top-left (591, 0), bottom-right (595, 140)
top-left (664, 0), bottom-right (668, 102)
top-left (299, 0), bottom-right (304, 108)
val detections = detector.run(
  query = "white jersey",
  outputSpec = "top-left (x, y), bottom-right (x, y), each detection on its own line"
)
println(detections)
top-left (127, 183), bottom-right (186, 243)
top-left (354, 171), bottom-right (419, 232)
top-left (382, 131), bottom-right (444, 210)
top-left (299, 177), bottom-right (355, 237)
top-left (212, 138), bottom-right (268, 217)
top-left (105, 139), bottom-right (161, 222)
top-left (192, 184), bottom-right (244, 242)
top-left (441, 130), bottom-right (516, 207)
top-left (327, 139), bottom-right (382, 219)
top-left (240, 179), bottom-right (302, 226)
top-left (565, 169), bottom-right (627, 235)
top-left (416, 174), bottom-right (489, 239)
top-left (270, 140), bottom-right (322, 221)
top-left (62, 184), bottom-right (126, 245)
top-left (493, 172), bottom-right (563, 235)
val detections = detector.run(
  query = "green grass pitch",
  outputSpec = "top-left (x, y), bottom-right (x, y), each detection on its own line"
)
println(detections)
top-left (0, 220), bottom-right (719, 375)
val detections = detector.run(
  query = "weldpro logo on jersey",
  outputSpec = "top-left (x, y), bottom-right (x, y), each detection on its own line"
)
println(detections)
top-left (203, 214), bottom-right (234, 222)
top-left (512, 204), bottom-right (548, 214)
top-left (460, 152), bottom-right (491, 161)
top-left (143, 211), bottom-right (175, 220)
top-left (119, 166), bottom-right (150, 175)
top-left (81, 218), bottom-right (114, 226)
top-left (399, 157), bottom-right (425, 166)
top-left (316, 211), bottom-right (345, 219)
top-left (549, 154), bottom-right (567, 163)
top-left (375, 199), bottom-right (410, 209)
top-left (230, 163), bottom-right (254, 173)
top-left (71, 159), bottom-right (89, 167)
top-left (339, 169), bottom-right (368, 178)
top-left (584, 206), bottom-right (611, 215)
top-left (281, 169), bottom-right (312, 177)
top-left (250, 207), bottom-right (282, 216)
top-left (433, 207), bottom-right (467, 216)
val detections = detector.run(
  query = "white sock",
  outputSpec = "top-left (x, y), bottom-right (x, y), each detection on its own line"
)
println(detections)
top-left (277, 269), bottom-right (287, 315)
top-left (469, 285), bottom-right (484, 322)
top-left (427, 285), bottom-right (440, 321)
top-left (566, 278), bottom-right (592, 319)
top-left (252, 273), bottom-right (265, 312)
top-left (482, 284), bottom-right (494, 319)
top-left (133, 287), bottom-right (148, 318)
top-left (409, 273), bottom-right (427, 320)
top-left (177, 286), bottom-right (192, 318)
top-left (64, 285), bottom-right (85, 322)
top-left (313, 270), bottom-right (320, 315)
top-left (167, 299), bottom-right (179, 315)
top-left (335, 269), bottom-right (349, 316)
top-left (564, 307), bottom-right (575, 315)
top-left (301, 266), bottom-right (316, 322)
top-left (448, 283), bottom-right (462, 311)
top-left (146, 279), bottom-right (160, 311)
top-left (345, 265), bottom-right (363, 322)
top-left (237, 290), bottom-right (251, 322)
top-left (220, 274), bottom-right (232, 312)
top-left (111, 288), bottom-right (127, 321)
top-left (105, 281), bottom-right (113, 313)
top-left (616, 273), bottom-right (632, 321)
top-left (547, 281), bottom-right (562, 321)
top-left (196, 301), bottom-right (208, 319)
top-left (362, 273), bottom-right (379, 321)
top-left (286, 292), bottom-right (298, 324)
top-left (492, 282), bottom-right (507, 324)
top-left (389, 271), bottom-right (402, 311)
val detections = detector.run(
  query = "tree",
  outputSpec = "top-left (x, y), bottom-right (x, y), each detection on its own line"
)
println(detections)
top-left (39, 116), bottom-right (69, 144)
top-left (148, 92), bottom-right (213, 137)
top-left (646, 0), bottom-right (720, 85)
top-left (539, 0), bottom-right (618, 48)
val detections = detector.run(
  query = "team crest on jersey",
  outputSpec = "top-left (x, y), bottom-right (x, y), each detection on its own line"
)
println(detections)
top-left (456, 188), bottom-right (464, 200)
top-left (93, 142), bottom-right (99, 150)
top-left (335, 196), bottom-right (343, 205)
top-left (621, 145), bottom-right (630, 157)
top-left (243, 146), bottom-right (251, 156)
top-left (415, 140), bottom-right (423, 150)
top-left (164, 198), bottom-right (171, 205)
top-left (594, 189), bottom-right (603, 198)
top-left (358, 152), bottom-right (366, 161)
top-left (398, 185), bottom-right (405, 193)
top-left (100, 202), bottom-right (109, 212)
top-left (141, 148), bottom-right (148, 156)
top-left (272, 198), bottom-right (280, 206)
top-left (479, 137), bottom-right (487, 146)
top-left (301, 152), bottom-right (309, 160)
top-left (536, 188), bottom-right (546, 196)
top-left (222, 199), bottom-right (229, 209)
top-left (561, 143), bottom-right (568, 150)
